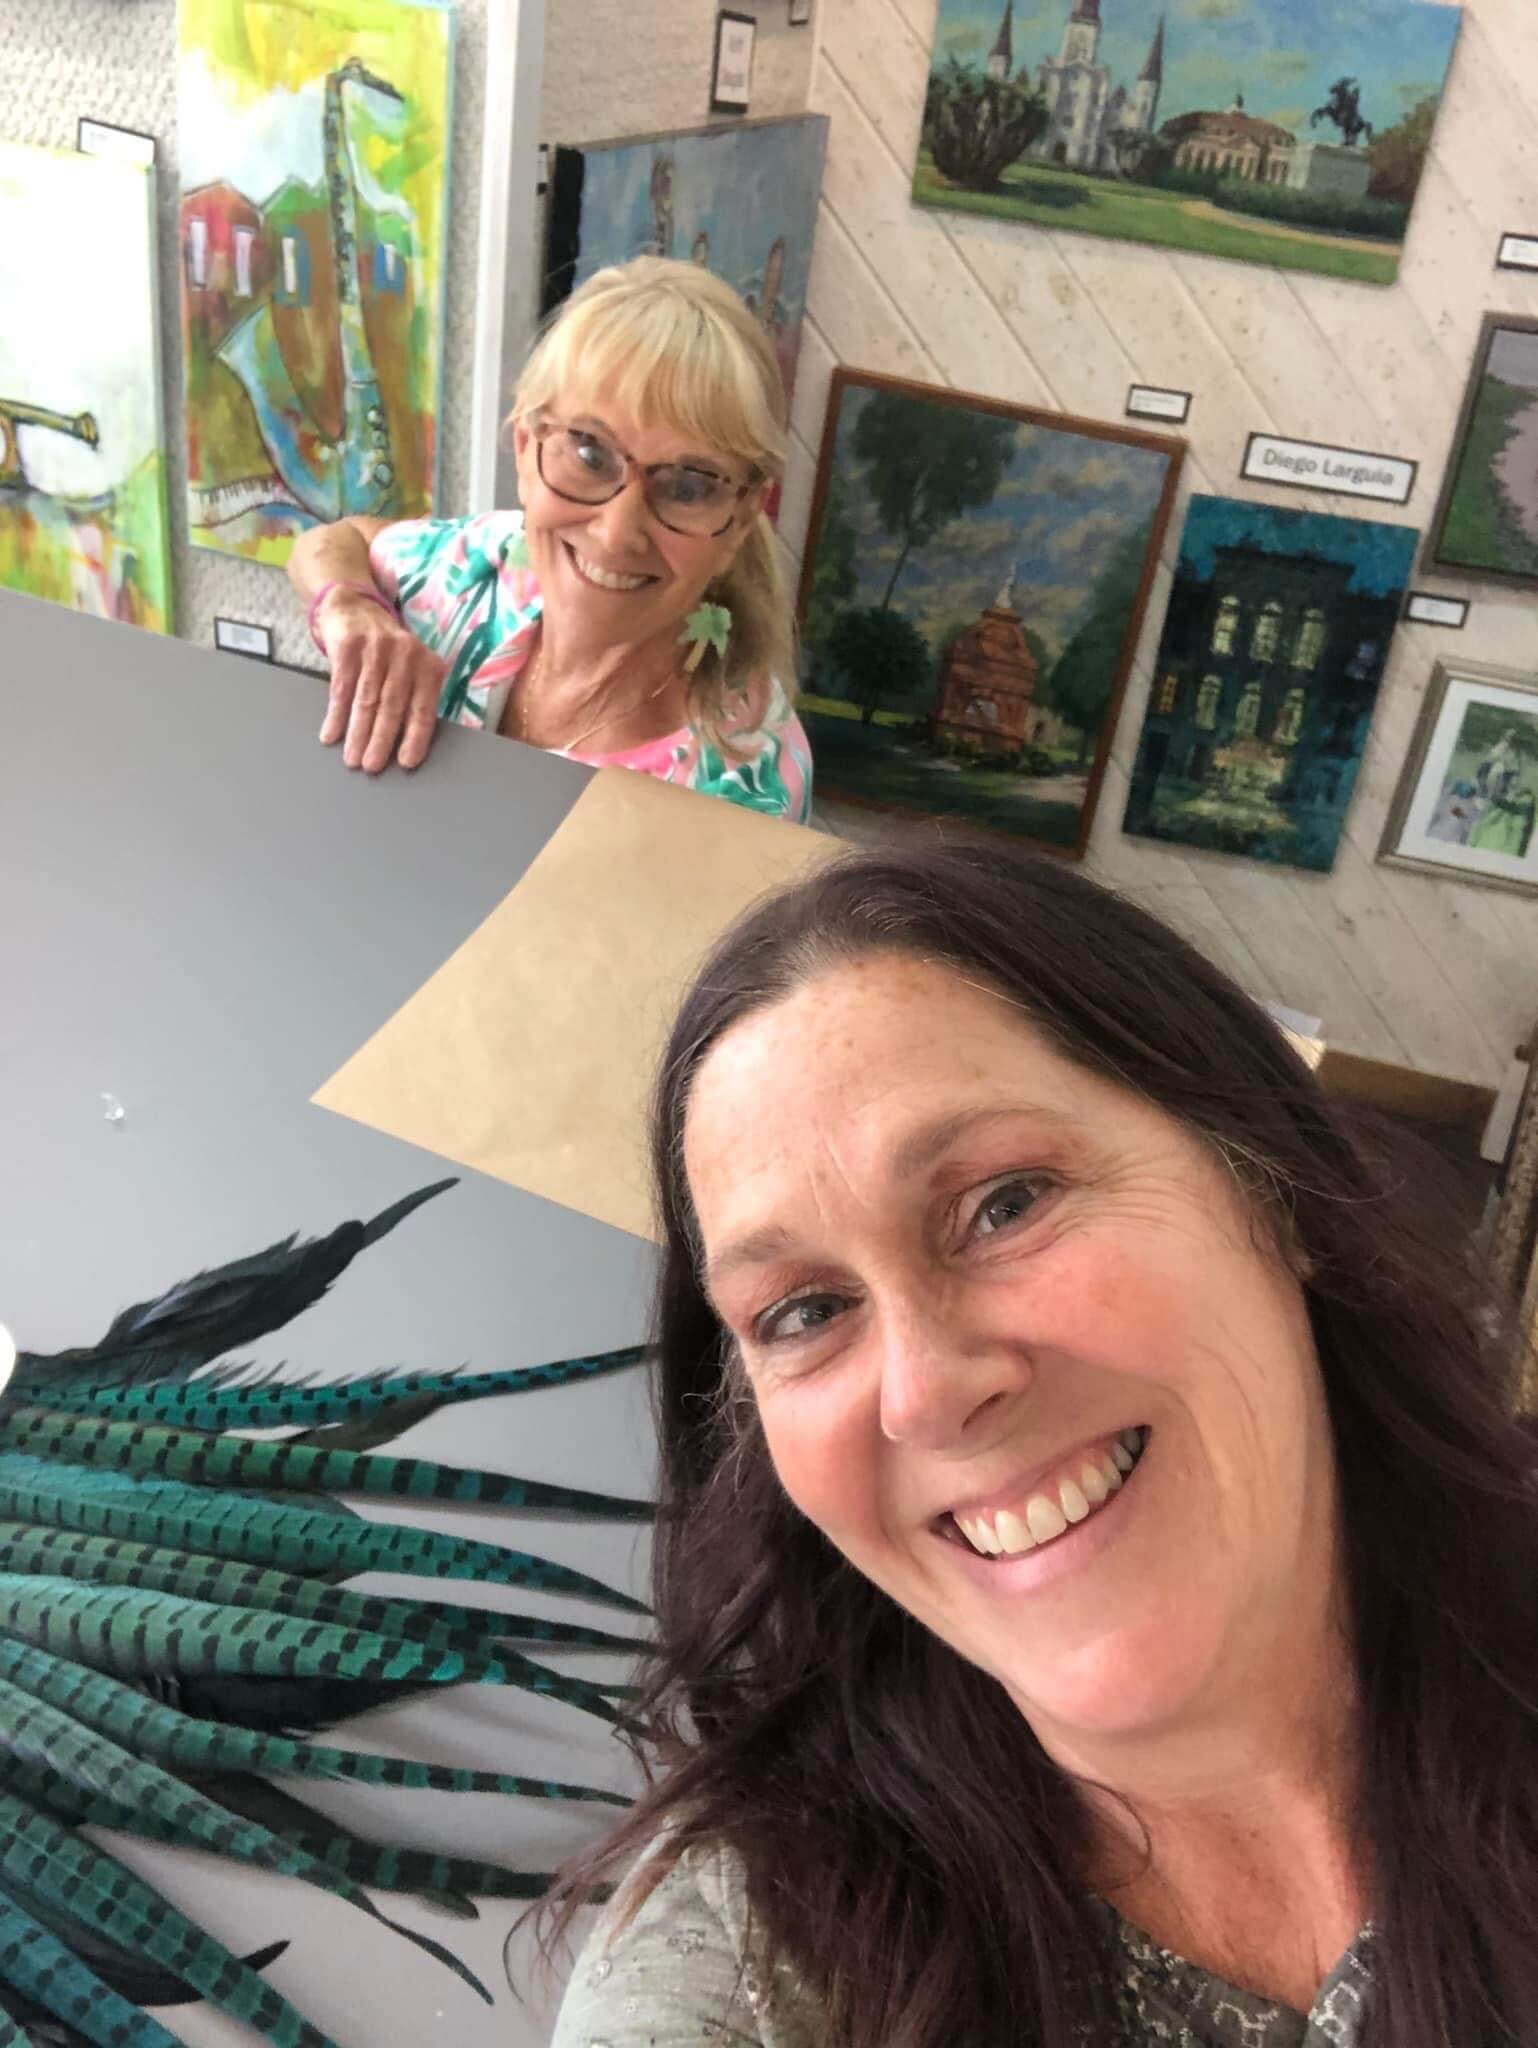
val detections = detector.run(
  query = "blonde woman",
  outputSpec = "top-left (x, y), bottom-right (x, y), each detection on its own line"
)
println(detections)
top-left (288, 258), bottom-right (811, 820)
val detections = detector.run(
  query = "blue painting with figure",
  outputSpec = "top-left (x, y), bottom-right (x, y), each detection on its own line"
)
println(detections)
top-left (544, 114), bottom-right (828, 423)
top-left (1123, 494), bottom-right (1420, 872)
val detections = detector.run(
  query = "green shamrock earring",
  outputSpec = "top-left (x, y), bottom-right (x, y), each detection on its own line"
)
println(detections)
top-left (681, 601), bottom-right (732, 674)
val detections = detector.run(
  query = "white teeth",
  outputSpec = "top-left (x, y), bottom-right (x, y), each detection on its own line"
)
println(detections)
top-left (953, 1430), bottom-right (1146, 1559)
top-left (1025, 1494), bottom-right (1068, 1543)
top-left (1058, 1477), bottom-right (1090, 1524)
top-left (573, 550), bottom-right (650, 591)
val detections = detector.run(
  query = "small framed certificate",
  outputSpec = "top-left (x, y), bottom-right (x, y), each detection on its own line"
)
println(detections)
top-left (712, 11), bottom-right (756, 114)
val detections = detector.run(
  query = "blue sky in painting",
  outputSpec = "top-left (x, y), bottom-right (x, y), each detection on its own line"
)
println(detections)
top-left (933, 0), bottom-right (1461, 136)
top-left (834, 387), bottom-right (1172, 661)
top-left (572, 119), bottom-right (825, 327)
top-left (1177, 494), bottom-right (1419, 595)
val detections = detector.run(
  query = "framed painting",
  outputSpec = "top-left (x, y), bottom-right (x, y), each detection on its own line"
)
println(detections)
top-left (0, 142), bottom-right (172, 632)
top-left (176, 0), bottom-right (455, 566)
top-left (796, 368), bottom-right (1184, 856)
top-left (712, 10), bottom-right (756, 113)
top-left (543, 113), bottom-right (827, 429)
top-left (1425, 315), bottom-right (1538, 588)
top-left (1378, 659), bottom-right (1538, 896)
top-left (1122, 494), bottom-right (1419, 873)
top-left (914, 0), bottom-right (1462, 287)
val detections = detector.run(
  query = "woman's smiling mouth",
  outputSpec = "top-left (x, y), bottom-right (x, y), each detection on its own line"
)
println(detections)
top-left (941, 1428), bottom-right (1150, 1559)
top-left (563, 538), bottom-right (657, 592)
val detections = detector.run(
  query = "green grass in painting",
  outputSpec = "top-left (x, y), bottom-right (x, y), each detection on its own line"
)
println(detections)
top-left (799, 690), bottom-right (911, 729)
top-left (805, 707), bottom-right (1082, 847)
top-left (1437, 376), bottom-right (1538, 579)
top-left (912, 156), bottom-right (1399, 286)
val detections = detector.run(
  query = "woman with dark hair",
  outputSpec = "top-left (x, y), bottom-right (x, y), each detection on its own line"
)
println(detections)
top-left (547, 841), bottom-right (1538, 2048)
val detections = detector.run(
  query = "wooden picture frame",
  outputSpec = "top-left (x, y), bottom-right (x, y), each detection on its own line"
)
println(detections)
top-left (1425, 313), bottom-right (1538, 589)
top-left (1378, 657), bottom-right (1538, 896)
top-left (796, 367), bottom-right (1184, 859)
top-left (711, 10), bottom-right (756, 113)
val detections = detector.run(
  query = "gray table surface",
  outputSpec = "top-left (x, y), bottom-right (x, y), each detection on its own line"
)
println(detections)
top-left (1, 591), bottom-right (661, 2046)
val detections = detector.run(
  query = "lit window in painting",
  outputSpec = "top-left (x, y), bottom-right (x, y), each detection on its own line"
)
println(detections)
top-left (374, 238), bottom-right (407, 296)
top-left (233, 226), bottom-right (255, 298)
top-left (187, 216), bottom-right (209, 288)
top-left (1274, 688), bottom-right (1305, 745)
top-left (1251, 600), bottom-right (1282, 661)
top-left (1155, 672), bottom-right (1179, 715)
top-left (1234, 681), bottom-right (1262, 739)
top-left (1293, 608), bottom-right (1326, 670)
top-left (1195, 676), bottom-right (1221, 730)
top-left (1212, 595), bottom-right (1240, 654)
top-left (275, 232), bottom-right (312, 308)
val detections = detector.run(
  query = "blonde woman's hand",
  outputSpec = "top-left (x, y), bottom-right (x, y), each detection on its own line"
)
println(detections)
top-left (316, 592), bottom-right (449, 774)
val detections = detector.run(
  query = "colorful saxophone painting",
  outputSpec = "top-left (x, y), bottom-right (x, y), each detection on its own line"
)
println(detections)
top-left (177, 0), bottom-right (454, 565)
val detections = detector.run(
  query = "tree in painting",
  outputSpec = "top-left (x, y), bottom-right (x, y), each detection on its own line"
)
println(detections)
top-left (923, 56), bottom-right (1049, 190)
top-left (851, 390), bottom-right (1017, 606)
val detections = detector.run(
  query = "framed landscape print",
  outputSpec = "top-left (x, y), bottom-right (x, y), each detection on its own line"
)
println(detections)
top-left (177, 0), bottom-right (455, 565)
top-left (1378, 659), bottom-right (1538, 896)
top-left (796, 368), bottom-right (1183, 856)
top-left (1426, 315), bottom-right (1538, 587)
top-left (1122, 495), bottom-right (1419, 872)
top-left (914, 0), bottom-right (1462, 286)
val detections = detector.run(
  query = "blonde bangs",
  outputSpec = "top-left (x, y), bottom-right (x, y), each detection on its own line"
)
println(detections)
top-left (512, 259), bottom-right (787, 476)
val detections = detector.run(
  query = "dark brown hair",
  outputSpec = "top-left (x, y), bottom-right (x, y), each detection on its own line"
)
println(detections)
top-left (545, 840), bottom-right (1538, 2047)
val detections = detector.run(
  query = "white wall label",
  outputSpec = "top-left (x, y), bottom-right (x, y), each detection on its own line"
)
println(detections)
top-left (77, 118), bottom-right (157, 167)
top-left (214, 618), bottom-right (274, 661)
top-left (1241, 432), bottom-right (1417, 506)
top-left (1497, 234), bottom-right (1538, 273)
top-left (1405, 592), bottom-right (1470, 629)
top-left (1127, 385), bottom-right (1192, 424)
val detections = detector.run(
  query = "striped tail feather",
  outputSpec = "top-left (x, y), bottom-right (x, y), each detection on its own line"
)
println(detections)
top-left (0, 1790), bottom-right (343, 2048)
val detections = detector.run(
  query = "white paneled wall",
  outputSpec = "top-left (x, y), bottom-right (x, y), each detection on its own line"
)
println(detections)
top-left (781, 0), bottom-right (1538, 1086)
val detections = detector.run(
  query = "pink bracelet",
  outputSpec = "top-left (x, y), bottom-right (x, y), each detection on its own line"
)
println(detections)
top-left (308, 578), bottom-right (397, 655)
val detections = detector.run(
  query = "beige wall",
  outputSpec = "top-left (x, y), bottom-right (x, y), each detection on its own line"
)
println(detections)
top-left (779, 0), bottom-right (1538, 1086)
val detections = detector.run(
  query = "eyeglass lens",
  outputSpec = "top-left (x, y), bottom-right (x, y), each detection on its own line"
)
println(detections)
top-left (537, 426), bottom-right (739, 537)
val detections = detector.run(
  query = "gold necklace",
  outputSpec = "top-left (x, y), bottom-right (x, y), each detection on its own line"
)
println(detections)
top-left (515, 643), bottom-right (679, 754)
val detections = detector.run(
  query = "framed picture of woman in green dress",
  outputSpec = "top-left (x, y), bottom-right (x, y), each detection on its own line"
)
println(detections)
top-left (1378, 659), bottom-right (1538, 896)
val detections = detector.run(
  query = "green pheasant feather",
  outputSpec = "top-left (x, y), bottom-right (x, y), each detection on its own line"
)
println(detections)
top-left (0, 1453), bottom-right (647, 1613)
top-left (26, 1345), bottom-right (648, 1429)
top-left (0, 1575), bottom-right (626, 1723)
top-left (0, 1790), bottom-right (342, 2048)
top-left (0, 1637), bottom-right (629, 1809)
top-left (0, 1693), bottom-right (491, 2001)
top-left (0, 1886), bottom-right (184, 2048)
top-left (0, 1406), bottom-right (653, 1520)
top-left (0, 1523), bottom-right (642, 1656)
top-left (0, 1182), bottom-right (652, 2046)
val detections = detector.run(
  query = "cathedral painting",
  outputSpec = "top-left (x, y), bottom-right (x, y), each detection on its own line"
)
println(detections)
top-left (1123, 495), bottom-right (1419, 872)
top-left (915, 0), bottom-right (1462, 286)
top-left (177, 0), bottom-right (454, 565)
top-left (0, 143), bottom-right (173, 633)
top-left (796, 368), bottom-right (1182, 856)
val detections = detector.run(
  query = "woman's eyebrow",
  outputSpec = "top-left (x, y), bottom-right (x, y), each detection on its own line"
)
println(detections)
top-left (889, 1103), bottom-right (1080, 1181)
top-left (702, 1224), bottom-right (796, 1299)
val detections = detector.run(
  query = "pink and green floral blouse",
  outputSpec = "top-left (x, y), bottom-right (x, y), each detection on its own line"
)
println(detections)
top-left (367, 511), bottom-right (813, 823)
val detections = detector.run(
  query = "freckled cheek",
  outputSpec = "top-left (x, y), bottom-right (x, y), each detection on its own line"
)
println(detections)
top-left (758, 1401), bottom-right (888, 1552)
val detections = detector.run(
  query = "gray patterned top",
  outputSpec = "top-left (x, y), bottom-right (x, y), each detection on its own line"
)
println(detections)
top-left (551, 1843), bottom-right (1375, 2047)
